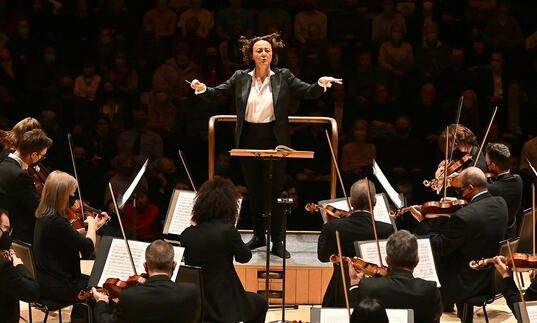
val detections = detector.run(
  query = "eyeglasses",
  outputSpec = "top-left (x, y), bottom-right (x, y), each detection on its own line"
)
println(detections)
top-left (34, 152), bottom-right (47, 162)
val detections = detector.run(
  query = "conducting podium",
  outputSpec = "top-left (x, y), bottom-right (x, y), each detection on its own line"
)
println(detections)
top-left (230, 146), bottom-right (313, 321)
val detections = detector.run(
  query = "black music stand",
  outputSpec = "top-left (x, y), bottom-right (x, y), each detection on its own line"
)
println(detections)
top-left (229, 148), bottom-right (313, 322)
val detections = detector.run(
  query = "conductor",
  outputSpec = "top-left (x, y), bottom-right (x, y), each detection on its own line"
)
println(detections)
top-left (190, 32), bottom-right (341, 258)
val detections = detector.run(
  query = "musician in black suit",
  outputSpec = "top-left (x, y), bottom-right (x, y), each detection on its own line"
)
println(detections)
top-left (92, 240), bottom-right (200, 323)
top-left (0, 210), bottom-right (40, 323)
top-left (413, 167), bottom-right (508, 322)
top-left (179, 177), bottom-right (268, 323)
top-left (347, 230), bottom-right (443, 323)
top-left (485, 143), bottom-right (523, 237)
top-left (0, 128), bottom-right (52, 243)
top-left (190, 33), bottom-right (341, 258)
top-left (318, 179), bottom-right (394, 307)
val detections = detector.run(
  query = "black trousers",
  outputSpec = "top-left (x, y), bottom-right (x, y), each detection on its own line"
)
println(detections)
top-left (239, 121), bottom-right (286, 242)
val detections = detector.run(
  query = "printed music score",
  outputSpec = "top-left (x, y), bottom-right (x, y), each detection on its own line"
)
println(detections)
top-left (357, 238), bottom-right (441, 287)
top-left (163, 189), bottom-right (242, 235)
top-left (97, 238), bottom-right (184, 287)
top-left (517, 301), bottom-right (537, 323)
top-left (325, 194), bottom-right (392, 225)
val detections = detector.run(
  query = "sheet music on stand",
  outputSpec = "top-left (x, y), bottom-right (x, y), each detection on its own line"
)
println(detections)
top-left (163, 189), bottom-right (243, 236)
top-left (373, 160), bottom-right (403, 209)
top-left (310, 307), bottom-right (414, 323)
top-left (88, 236), bottom-right (184, 288)
top-left (319, 193), bottom-right (396, 230)
top-left (356, 237), bottom-right (441, 287)
top-left (118, 159), bottom-right (148, 209)
top-left (515, 301), bottom-right (537, 323)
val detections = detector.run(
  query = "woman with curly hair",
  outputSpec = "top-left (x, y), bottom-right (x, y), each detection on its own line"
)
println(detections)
top-left (190, 32), bottom-right (341, 258)
top-left (179, 177), bottom-right (267, 323)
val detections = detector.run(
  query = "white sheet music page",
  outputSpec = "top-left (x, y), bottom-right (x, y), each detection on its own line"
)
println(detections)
top-left (373, 160), bottom-right (403, 209)
top-left (320, 308), bottom-right (352, 323)
top-left (97, 238), bottom-right (184, 287)
top-left (325, 195), bottom-right (391, 225)
top-left (359, 238), bottom-right (440, 287)
top-left (525, 302), bottom-right (537, 322)
top-left (386, 309), bottom-right (411, 323)
top-left (168, 191), bottom-right (197, 235)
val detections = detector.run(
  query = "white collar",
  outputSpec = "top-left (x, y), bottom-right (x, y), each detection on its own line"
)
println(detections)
top-left (471, 191), bottom-right (488, 201)
top-left (497, 170), bottom-right (510, 177)
top-left (8, 152), bottom-right (28, 170)
top-left (248, 69), bottom-right (275, 77)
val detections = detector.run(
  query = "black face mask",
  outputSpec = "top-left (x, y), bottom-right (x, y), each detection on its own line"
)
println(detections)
top-left (0, 229), bottom-right (12, 250)
top-left (452, 148), bottom-right (466, 161)
top-left (453, 188), bottom-right (463, 199)
top-left (69, 195), bottom-right (77, 207)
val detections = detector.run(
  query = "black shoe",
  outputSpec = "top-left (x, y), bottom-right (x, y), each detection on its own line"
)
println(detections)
top-left (246, 235), bottom-right (266, 250)
top-left (271, 242), bottom-right (290, 259)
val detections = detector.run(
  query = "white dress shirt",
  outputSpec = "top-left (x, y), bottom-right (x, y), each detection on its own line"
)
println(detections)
top-left (244, 70), bottom-right (275, 123)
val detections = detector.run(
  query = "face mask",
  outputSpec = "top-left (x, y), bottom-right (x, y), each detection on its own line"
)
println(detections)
top-left (391, 32), bottom-right (403, 43)
top-left (115, 58), bottom-right (127, 67)
top-left (44, 53), bottom-right (56, 64)
top-left (18, 27), bottom-right (30, 37)
top-left (454, 188), bottom-right (463, 199)
top-left (0, 230), bottom-right (12, 250)
top-left (452, 148), bottom-right (465, 160)
top-left (69, 195), bottom-right (77, 207)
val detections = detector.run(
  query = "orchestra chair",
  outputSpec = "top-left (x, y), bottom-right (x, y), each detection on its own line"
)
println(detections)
top-left (12, 240), bottom-right (87, 323)
top-left (514, 208), bottom-right (533, 287)
top-left (176, 264), bottom-right (204, 323)
top-left (461, 238), bottom-right (520, 323)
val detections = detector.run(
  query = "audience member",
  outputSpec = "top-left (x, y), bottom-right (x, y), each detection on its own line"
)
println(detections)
top-left (372, 0), bottom-right (406, 43)
top-left (178, 0), bottom-right (214, 39)
top-left (294, 0), bottom-right (327, 44)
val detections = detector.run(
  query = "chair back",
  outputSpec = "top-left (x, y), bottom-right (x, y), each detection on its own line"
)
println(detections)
top-left (517, 208), bottom-right (534, 253)
top-left (176, 264), bottom-right (204, 323)
top-left (491, 238), bottom-right (520, 295)
top-left (11, 240), bottom-right (38, 281)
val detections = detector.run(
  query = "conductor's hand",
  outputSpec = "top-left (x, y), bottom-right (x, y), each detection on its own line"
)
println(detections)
top-left (190, 79), bottom-right (206, 93)
top-left (318, 77), bottom-right (343, 91)
top-left (494, 256), bottom-right (511, 278)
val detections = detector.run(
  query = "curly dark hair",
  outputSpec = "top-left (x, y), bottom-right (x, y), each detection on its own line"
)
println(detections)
top-left (191, 177), bottom-right (240, 224)
top-left (238, 32), bottom-right (285, 65)
top-left (438, 124), bottom-right (477, 152)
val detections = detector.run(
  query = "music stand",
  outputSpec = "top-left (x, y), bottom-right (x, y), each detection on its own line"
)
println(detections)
top-left (230, 147), bottom-right (313, 322)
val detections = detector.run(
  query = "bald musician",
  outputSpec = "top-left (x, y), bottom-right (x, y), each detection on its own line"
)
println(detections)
top-left (412, 167), bottom-right (507, 322)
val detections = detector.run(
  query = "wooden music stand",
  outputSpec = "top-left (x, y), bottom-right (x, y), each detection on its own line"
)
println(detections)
top-left (230, 147), bottom-right (314, 321)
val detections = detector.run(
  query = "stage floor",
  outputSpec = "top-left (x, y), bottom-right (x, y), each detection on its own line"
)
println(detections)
top-left (238, 232), bottom-right (331, 267)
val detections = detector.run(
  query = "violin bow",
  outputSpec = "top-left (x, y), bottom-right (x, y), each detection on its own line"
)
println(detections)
top-left (179, 150), bottom-right (197, 192)
top-left (67, 133), bottom-right (86, 222)
top-left (335, 230), bottom-right (351, 320)
top-left (108, 182), bottom-right (137, 276)
top-left (365, 177), bottom-right (383, 267)
top-left (442, 126), bottom-right (449, 200)
top-left (325, 130), bottom-right (352, 212)
top-left (449, 96), bottom-right (464, 162)
top-left (473, 106), bottom-right (498, 167)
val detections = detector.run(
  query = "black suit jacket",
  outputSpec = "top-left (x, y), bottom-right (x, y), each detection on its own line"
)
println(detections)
top-left (350, 269), bottom-right (442, 323)
top-left (487, 172), bottom-right (522, 230)
top-left (179, 219), bottom-right (256, 323)
top-left (0, 257), bottom-right (40, 323)
top-left (200, 67), bottom-right (324, 147)
top-left (415, 192), bottom-right (507, 303)
top-left (93, 274), bottom-right (199, 323)
top-left (0, 157), bottom-right (40, 243)
top-left (317, 211), bottom-right (394, 307)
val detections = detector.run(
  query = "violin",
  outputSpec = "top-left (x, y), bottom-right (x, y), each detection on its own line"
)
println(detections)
top-left (78, 274), bottom-right (147, 300)
top-left (329, 254), bottom-right (389, 277)
top-left (68, 199), bottom-right (106, 230)
top-left (469, 253), bottom-right (537, 271)
top-left (305, 203), bottom-right (351, 222)
top-left (423, 154), bottom-right (472, 192)
top-left (390, 199), bottom-right (468, 218)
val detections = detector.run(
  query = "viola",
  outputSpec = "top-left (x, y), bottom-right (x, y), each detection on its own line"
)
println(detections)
top-left (305, 203), bottom-right (351, 222)
top-left (78, 274), bottom-right (147, 300)
top-left (423, 154), bottom-right (472, 192)
top-left (329, 254), bottom-right (389, 277)
top-left (390, 199), bottom-right (468, 218)
top-left (68, 199), bottom-right (106, 230)
top-left (469, 253), bottom-right (537, 271)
